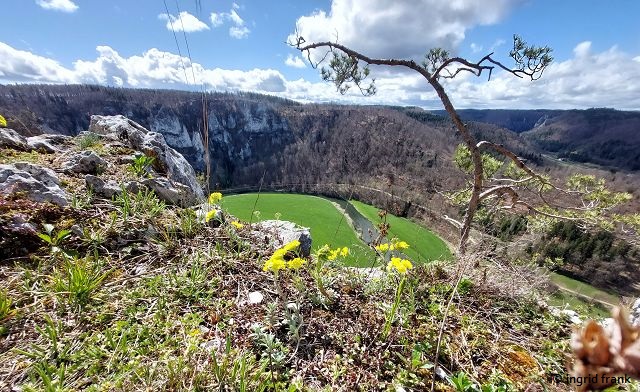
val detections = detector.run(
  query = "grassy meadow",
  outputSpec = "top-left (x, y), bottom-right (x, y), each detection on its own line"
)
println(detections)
top-left (350, 200), bottom-right (453, 263)
top-left (221, 193), bottom-right (376, 266)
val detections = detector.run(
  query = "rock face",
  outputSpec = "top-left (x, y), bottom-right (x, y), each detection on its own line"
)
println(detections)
top-left (0, 162), bottom-right (69, 206)
top-left (62, 151), bottom-right (107, 174)
top-left (0, 129), bottom-right (30, 151)
top-left (89, 115), bottom-right (204, 204)
top-left (253, 220), bottom-right (312, 257)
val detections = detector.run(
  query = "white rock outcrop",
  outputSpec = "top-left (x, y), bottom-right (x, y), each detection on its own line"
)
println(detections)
top-left (88, 115), bottom-right (204, 205)
top-left (0, 162), bottom-right (69, 206)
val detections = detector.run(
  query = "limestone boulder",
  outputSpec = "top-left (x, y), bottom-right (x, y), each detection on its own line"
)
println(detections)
top-left (85, 174), bottom-right (121, 198)
top-left (142, 177), bottom-right (197, 207)
top-left (27, 134), bottom-right (71, 153)
top-left (253, 220), bottom-right (312, 257)
top-left (62, 151), bottom-right (107, 174)
top-left (0, 162), bottom-right (69, 206)
top-left (0, 129), bottom-right (30, 151)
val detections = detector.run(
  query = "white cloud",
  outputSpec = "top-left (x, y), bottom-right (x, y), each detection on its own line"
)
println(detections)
top-left (209, 5), bottom-right (251, 39)
top-left (159, 11), bottom-right (209, 33)
top-left (470, 43), bottom-right (483, 53)
top-left (229, 26), bottom-right (250, 39)
top-left (36, 0), bottom-right (78, 13)
top-left (290, 0), bottom-right (519, 61)
top-left (229, 10), bottom-right (244, 26)
top-left (285, 54), bottom-right (306, 68)
top-left (210, 13), bottom-right (225, 27)
top-left (1, 41), bottom-right (639, 110)
top-left (573, 41), bottom-right (591, 58)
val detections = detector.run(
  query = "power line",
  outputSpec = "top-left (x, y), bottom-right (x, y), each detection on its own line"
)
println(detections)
top-left (162, 0), bottom-right (190, 86)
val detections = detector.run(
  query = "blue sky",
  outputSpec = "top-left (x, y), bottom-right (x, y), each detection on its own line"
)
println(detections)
top-left (2, 0), bottom-right (640, 109)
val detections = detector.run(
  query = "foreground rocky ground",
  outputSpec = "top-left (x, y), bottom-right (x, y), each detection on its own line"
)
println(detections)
top-left (0, 117), bottom-right (634, 391)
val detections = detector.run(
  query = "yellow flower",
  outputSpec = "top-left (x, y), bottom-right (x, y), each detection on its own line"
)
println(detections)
top-left (205, 209), bottom-right (218, 223)
top-left (375, 243), bottom-right (390, 252)
top-left (231, 221), bottom-right (244, 229)
top-left (328, 248), bottom-right (340, 261)
top-left (272, 248), bottom-right (287, 259)
top-left (393, 240), bottom-right (410, 250)
top-left (208, 192), bottom-right (223, 204)
top-left (387, 257), bottom-right (413, 274)
top-left (0, 115), bottom-right (6, 128)
top-left (263, 252), bottom-right (286, 272)
top-left (288, 257), bottom-right (306, 270)
top-left (283, 240), bottom-right (301, 252)
top-left (340, 247), bottom-right (349, 257)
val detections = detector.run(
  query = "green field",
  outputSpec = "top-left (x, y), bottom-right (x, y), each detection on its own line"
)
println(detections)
top-left (221, 193), bottom-right (376, 266)
top-left (350, 200), bottom-right (453, 263)
top-left (549, 272), bottom-right (620, 306)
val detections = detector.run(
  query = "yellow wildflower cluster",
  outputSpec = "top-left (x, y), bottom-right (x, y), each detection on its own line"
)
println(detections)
top-left (263, 240), bottom-right (305, 272)
top-left (205, 210), bottom-right (218, 223)
top-left (387, 257), bottom-right (413, 274)
top-left (231, 221), bottom-right (244, 229)
top-left (0, 114), bottom-right (6, 128)
top-left (374, 238), bottom-right (410, 253)
top-left (208, 192), bottom-right (223, 204)
top-left (328, 246), bottom-right (349, 261)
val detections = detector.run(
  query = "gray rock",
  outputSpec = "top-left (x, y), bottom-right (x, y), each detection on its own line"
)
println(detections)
top-left (0, 162), bottom-right (69, 206)
top-left (0, 129), bottom-right (30, 151)
top-left (27, 134), bottom-right (70, 153)
top-left (62, 151), bottom-right (107, 174)
top-left (88, 115), bottom-right (204, 204)
top-left (125, 181), bottom-right (143, 194)
top-left (85, 174), bottom-right (121, 198)
top-left (253, 220), bottom-right (312, 257)
top-left (88, 115), bottom-right (147, 146)
top-left (142, 177), bottom-right (196, 206)
top-left (4, 214), bottom-right (38, 235)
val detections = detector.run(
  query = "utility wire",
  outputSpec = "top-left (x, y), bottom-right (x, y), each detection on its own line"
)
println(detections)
top-left (162, 0), bottom-right (190, 86)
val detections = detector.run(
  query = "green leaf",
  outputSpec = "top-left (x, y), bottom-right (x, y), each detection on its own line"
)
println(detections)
top-left (37, 233), bottom-right (53, 245)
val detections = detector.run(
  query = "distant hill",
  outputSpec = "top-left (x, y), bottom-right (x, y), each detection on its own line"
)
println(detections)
top-left (435, 108), bottom-right (640, 171)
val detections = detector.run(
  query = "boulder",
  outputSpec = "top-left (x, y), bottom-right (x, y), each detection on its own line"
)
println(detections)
top-left (253, 220), bottom-right (312, 257)
top-left (62, 151), bottom-right (107, 174)
top-left (142, 177), bottom-right (197, 206)
top-left (88, 115), bottom-right (204, 204)
top-left (0, 129), bottom-right (30, 151)
top-left (85, 174), bottom-right (121, 198)
top-left (26, 134), bottom-right (70, 153)
top-left (0, 162), bottom-right (69, 206)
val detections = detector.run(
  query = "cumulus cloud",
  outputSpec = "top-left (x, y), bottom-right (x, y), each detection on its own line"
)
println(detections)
top-left (285, 54), bottom-right (306, 68)
top-left (229, 26), bottom-right (250, 39)
top-left (159, 11), bottom-right (210, 33)
top-left (0, 41), bottom-right (639, 110)
top-left (290, 0), bottom-right (519, 60)
top-left (36, 0), bottom-right (78, 13)
top-left (444, 43), bottom-right (640, 109)
top-left (210, 5), bottom-right (251, 39)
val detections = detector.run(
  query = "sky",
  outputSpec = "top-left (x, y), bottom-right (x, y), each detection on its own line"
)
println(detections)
top-left (1, 0), bottom-right (640, 110)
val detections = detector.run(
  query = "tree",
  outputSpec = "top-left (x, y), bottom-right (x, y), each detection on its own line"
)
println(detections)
top-left (291, 34), bottom-right (638, 255)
